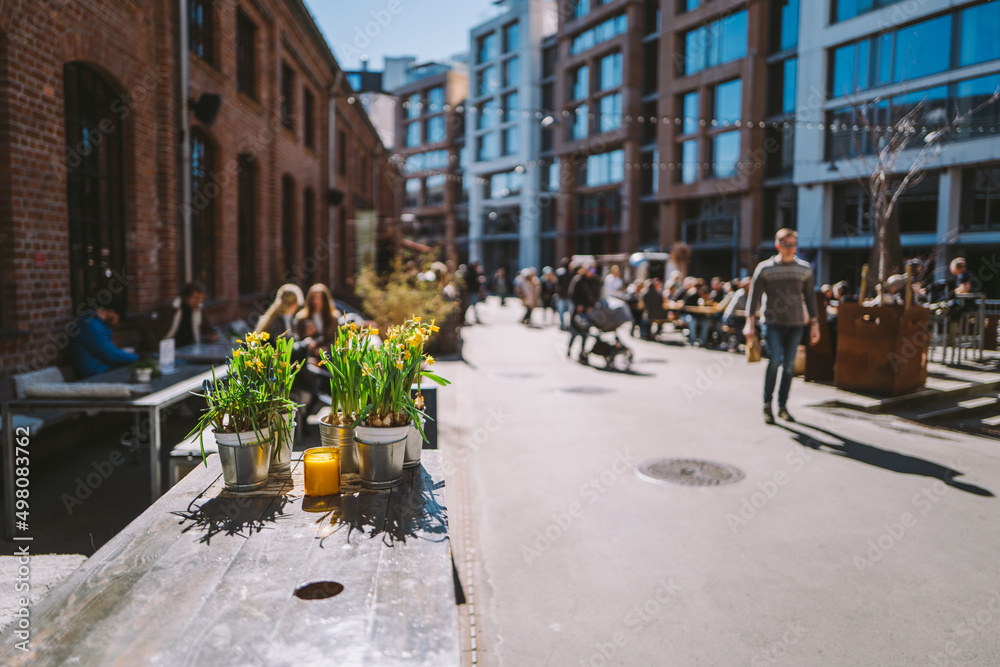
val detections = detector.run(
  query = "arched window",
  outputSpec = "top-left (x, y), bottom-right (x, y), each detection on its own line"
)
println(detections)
top-left (281, 175), bottom-right (295, 280)
top-left (64, 62), bottom-right (127, 313)
top-left (190, 129), bottom-right (216, 296)
top-left (303, 187), bottom-right (315, 286)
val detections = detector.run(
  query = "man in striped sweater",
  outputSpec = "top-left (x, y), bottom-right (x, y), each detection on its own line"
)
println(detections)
top-left (744, 229), bottom-right (820, 424)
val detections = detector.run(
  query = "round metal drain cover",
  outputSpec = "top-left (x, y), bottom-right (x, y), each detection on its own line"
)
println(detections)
top-left (635, 459), bottom-right (744, 487)
top-left (557, 386), bottom-right (616, 395)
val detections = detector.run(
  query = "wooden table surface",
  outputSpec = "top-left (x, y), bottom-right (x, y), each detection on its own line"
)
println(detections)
top-left (2, 451), bottom-right (459, 666)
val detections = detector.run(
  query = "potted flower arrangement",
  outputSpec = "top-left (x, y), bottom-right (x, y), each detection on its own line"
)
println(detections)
top-left (188, 331), bottom-right (300, 492)
top-left (317, 322), bottom-right (373, 474)
top-left (354, 317), bottom-right (449, 488)
top-left (269, 335), bottom-right (301, 474)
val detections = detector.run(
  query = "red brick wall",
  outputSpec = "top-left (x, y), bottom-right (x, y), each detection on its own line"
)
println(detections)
top-left (0, 0), bottom-right (395, 377)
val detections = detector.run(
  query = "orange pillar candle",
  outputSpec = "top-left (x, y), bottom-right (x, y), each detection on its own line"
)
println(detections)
top-left (304, 447), bottom-right (341, 496)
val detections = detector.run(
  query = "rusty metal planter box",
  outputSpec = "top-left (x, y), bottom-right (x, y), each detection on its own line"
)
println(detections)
top-left (834, 303), bottom-right (930, 397)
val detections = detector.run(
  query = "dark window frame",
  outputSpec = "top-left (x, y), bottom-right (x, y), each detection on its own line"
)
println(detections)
top-left (303, 87), bottom-right (315, 149)
top-left (64, 62), bottom-right (129, 313)
top-left (281, 61), bottom-right (295, 132)
top-left (237, 153), bottom-right (256, 296)
top-left (189, 0), bottom-right (215, 65)
top-left (236, 9), bottom-right (257, 99)
top-left (190, 128), bottom-right (217, 297)
top-left (303, 187), bottom-right (315, 286)
top-left (281, 175), bottom-right (296, 280)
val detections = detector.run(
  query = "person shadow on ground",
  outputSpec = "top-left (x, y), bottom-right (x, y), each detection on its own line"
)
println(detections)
top-left (779, 422), bottom-right (994, 497)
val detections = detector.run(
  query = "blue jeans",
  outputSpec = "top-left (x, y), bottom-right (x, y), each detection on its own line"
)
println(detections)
top-left (684, 314), bottom-right (711, 345)
top-left (763, 324), bottom-right (803, 407)
top-left (556, 296), bottom-right (570, 328)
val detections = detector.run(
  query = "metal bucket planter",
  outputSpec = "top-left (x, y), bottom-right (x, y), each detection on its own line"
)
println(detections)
top-left (215, 428), bottom-right (272, 492)
top-left (319, 414), bottom-right (358, 474)
top-left (403, 418), bottom-right (425, 469)
top-left (270, 410), bottom-right (297, 474)
top-left (355, 425), bottom-right (409, 489)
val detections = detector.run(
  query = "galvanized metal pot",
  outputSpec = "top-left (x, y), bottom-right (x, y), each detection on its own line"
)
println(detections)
top-left (269, 410), bottom-right (297, 474)
top-left (215, 428), bottom-right (272, 492)
top-left (403, 418), bottom-right (425, 469)
top-left (354, 436), bottom-right (406, 489)
top-left (318, 414), bottom-right (358, 474)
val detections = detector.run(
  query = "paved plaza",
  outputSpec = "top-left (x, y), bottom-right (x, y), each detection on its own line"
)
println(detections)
top-left (437, 299), bottom-right (1000, 667)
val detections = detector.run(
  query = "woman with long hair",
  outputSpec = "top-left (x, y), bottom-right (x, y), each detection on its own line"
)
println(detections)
top-left (295, 284), bottom-right (341, 349)
top-left (254, 283), bottom-right (305, 341)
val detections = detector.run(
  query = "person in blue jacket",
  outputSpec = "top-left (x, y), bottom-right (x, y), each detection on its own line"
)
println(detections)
top-left (71, 307), bottom-right (139, 378)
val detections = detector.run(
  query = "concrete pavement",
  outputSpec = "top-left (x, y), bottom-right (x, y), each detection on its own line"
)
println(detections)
top-left (435, 298), bottom-right (1000, 667)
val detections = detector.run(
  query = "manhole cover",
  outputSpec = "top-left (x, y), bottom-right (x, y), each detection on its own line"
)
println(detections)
top-left (556, 386), bottom-right (617, 395)
top-left (635, 459), bottom-right (745, 487)
top-left (489, 372), bottom-right (541, 380)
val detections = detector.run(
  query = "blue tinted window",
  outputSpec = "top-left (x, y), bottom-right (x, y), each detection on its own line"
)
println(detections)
top-left (782, 58), bottom-right (797, 114)
top-left (571, 105), bottom-right (589, 140)
top-left (505, 57), bottom-right (519, 88)
top-left (832, 44), bottom-right (856, 97)
top-left (877, 33), bottom-right (893, 86)
top-left (427, 87), bottom-right (444, 112)
top-left (407, 93), bottom-right (421, 119)
top-left (893, 15), bottom-right (951, 83)
top-left (720, 11), bottom-right (748, 64)
top-left (504, 22), bottom-right (519, 53)
top-left (405, 122), bottom-right (421, 147)
top-left (682, 91), bottom-right (699, 135)
top-left (599, 93), bottom-right (622, 132)
top-left (571, 65), bottom-right (589, 101)
top-left (599, 52), bottom-right (623, 90)
top-left (856, 39), bottom-right (870, 90)
top-left (427, 116), bottom-right (445, 143)
top-left (779, 0), bottom-right (799, 51)
top-left (960, 2), bottom-right (1000, 67)
top-left (713, 131), bottom-right (740, 178)
top-left (714, 79), bottom-right (742, 125)
top-left (684, 28), bottom-right (706, 75)
top-left (681, 140), bottom-right (697, 184)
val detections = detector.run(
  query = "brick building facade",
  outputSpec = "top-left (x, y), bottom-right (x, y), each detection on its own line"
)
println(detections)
top-left (0, 0), bottom-right (396, 377)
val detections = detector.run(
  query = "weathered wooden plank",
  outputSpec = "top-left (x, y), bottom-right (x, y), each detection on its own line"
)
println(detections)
top-left (0, 457), bottom-right (224, 665)
top-left (365, 455), bottom-right (460, 666)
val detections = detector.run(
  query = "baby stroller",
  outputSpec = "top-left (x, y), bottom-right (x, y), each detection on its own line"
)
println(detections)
top-left (579, 297), bottom-right (634, 371)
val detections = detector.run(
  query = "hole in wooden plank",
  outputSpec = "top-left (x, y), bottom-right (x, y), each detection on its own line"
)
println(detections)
top-left (294, 581), bottom-right (344, 600)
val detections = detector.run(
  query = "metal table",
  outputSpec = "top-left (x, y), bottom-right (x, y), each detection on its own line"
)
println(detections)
top-left (175, 341), bottom-right (240, 364)
top-left (2, 364), bottom-right (226, 538)
top-left (0, 451), bottom-right (459, 666)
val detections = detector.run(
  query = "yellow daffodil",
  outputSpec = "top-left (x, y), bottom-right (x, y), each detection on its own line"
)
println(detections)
top-left (370, 327), bottom-right (379, 336)
top-left (395, 359), bottom-right (404, 370)
top-left (426, 355), bottom-right (435, 366)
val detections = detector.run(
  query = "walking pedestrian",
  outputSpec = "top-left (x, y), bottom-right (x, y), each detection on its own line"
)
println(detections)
top-left (567, 264), bottom-right (600, 363)
top-left (555, 258), bottom-right (573, 330)
top-left (518, 268), bottom-right (541, 325)
top-left (744, 229), bottom-right (820, 424)
top-left (494, 267), bottom-right (508, 306)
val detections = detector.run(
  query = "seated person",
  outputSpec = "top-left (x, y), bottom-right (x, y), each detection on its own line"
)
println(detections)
top-left (161, 282), bottom-right (219, 347)
top-left (256, 284), bottom-right (308, 346)
top-left (641, 278), bottom-right (668, 340)
top-left (71, 306), bottom-right (139, 378)
top-left (295, 284), bottom-right (341, 355)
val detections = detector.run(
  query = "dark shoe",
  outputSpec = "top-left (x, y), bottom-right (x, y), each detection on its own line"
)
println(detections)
top-left (763, 404), bottom-right (775, 425)
top-left (778, 406), bottom-right (795, 422)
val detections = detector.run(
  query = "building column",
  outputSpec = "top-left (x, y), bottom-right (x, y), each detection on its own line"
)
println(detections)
top-left (935, 167), bottom-right (962, 282)
top-left (519, 165), bottom-right (540, 269)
